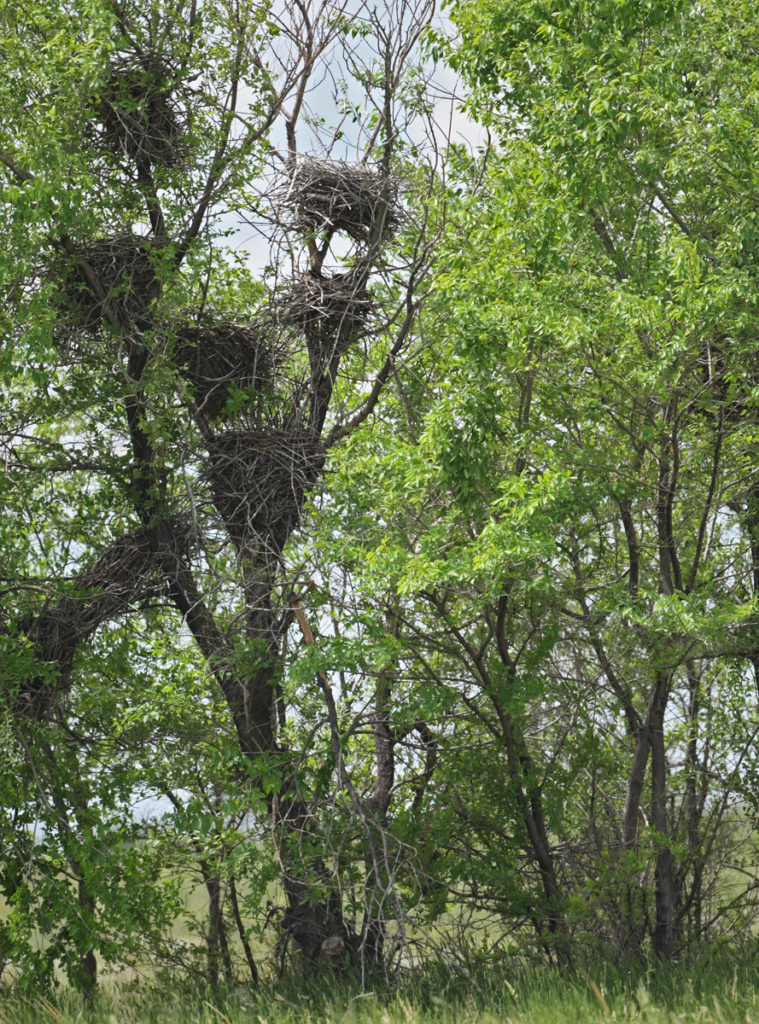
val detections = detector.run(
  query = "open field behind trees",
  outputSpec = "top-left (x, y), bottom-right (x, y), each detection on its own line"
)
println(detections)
top-left (3, 0), bottom-right (759, 1012)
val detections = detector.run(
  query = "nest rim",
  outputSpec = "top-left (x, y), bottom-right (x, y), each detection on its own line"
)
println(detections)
top-left (205, 425), bottom-right (325, 538)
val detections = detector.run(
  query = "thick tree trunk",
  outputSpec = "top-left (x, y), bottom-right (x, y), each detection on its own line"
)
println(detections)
top-left (275, 794), bottom-right (358, 963)
top-left (12, 172), bottom-right (398, 977)
top-left (76, 877), bottom-right (98, 1000)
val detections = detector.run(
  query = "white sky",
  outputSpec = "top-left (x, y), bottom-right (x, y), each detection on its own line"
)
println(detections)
top-left (217, 1), bottom-right (486, 274)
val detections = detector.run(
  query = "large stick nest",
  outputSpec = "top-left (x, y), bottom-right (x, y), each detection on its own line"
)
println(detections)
top-left (206, 428), bottom-right (325, 546)
top-left (172, 316), bottom-right (284, 419)
top-left (52, 234), bottom-right (158, 332)
top-left (16, 514), bottom-right (193, 717)
top-left (275, 268), bottom-right (372, 353)
top-left (282, 159), bottom-right (401, 243)
top-left (93, 53), bottom-right (188, 167)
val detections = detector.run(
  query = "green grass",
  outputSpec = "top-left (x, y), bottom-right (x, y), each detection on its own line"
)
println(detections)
top-left (3, 951), bottom-right (759, 1024)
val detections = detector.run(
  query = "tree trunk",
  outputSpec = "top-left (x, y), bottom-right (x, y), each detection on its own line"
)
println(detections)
top-left (229, 873), bottom-right (259, 988)
top-left (650, 692), bottom-right (674, 959)
top-left (202, 867), bottom-right (233, 988)
top-left (360, 668), bottom-right (396, 967)
top-left (76, 876), bottom-right (97, 1001)
top-left (275, 794), bottom-right (357, 963)
top-left (493, 696), bottom-right (570, 962)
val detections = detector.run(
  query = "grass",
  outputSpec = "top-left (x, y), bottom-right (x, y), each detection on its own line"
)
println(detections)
top-left (3, 950), bottom-right (759, 1024)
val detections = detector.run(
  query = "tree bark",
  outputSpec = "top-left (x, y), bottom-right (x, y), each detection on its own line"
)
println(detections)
top-left (201, 866), bottom-right (233, 989)
top-left (650, 681), bottom-right (674, 959)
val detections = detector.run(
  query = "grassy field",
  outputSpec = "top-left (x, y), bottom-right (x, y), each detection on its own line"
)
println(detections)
top-left (2, 952), bottom-right (759, 1024)
top-left (5, 879), bottom-right (759, 1022)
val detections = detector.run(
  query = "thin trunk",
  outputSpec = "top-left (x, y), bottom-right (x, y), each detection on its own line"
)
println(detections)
top-left (622, 667), bottom-right (667, 843)
top-left (76, 874), bottom-right (97, 1000)
top-left (743, 485), bottom-right (759, 700)
top-left (678, 660), bottom-right (703, 947)
top-left (38, 742), bottom-right (98, 997)
top-left (650, 685), bottom-right (674, 959)
top-left (620, 669), bottom-right (673, 955)
top-left (229, 873), bottom-right (259, 987)
top-left (490, 690), bottom-right (569, 960)
top-left (480, 595), bottom-right (570, 960)
top-left (361, 665), bottom-right (395, 966)
top-left (202, 867), bottom-right (233, 987)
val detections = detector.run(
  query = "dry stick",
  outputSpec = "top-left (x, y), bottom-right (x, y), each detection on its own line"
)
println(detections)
top-left (281, 0), bottom-right (354, 168)
top-left (360, 0), bottom-right (436, 162)
top-left (284, 0), bottom-right (314, 165)
top-left (177, 19), bottom-right (308, 265)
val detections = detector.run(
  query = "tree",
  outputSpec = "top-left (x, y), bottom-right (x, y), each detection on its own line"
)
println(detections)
top-left (318, 0), bottom-right (759, 962)
top-left (5, 0), bottom-right (759, 990)
top-left (0, 0), bottom-right (437, 988)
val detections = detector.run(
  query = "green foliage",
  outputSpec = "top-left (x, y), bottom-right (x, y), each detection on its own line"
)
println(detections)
top-left (305, 0), bottom-right (759, 965)
top-left (3, 0), bottom-right (759, 995)
top-left (4, 949), bottom-right (759, 1021)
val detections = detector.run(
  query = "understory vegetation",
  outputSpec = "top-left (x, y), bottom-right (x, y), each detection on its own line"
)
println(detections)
top-left (5, 953), bottom-right (759, 1023)
top-left (2, 0), bottom-right (759, 1008)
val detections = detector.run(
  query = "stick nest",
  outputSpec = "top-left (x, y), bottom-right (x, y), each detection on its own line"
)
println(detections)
top-left (206, 428), bottom-right (324, 546)
top-left (283, 159), bottom-right (400, 242)
top-left (94, 54), bottom-right (187, 167)
top-left (276, 268), bottom-right (372, 353)
top-left (52, 235), bottom-right (158, 332)
top-left (173, 316), bottom-right (283, 419)
top-left (17, 514), bottom-right (193, 717)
